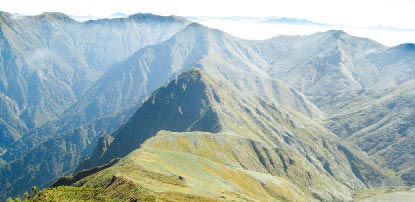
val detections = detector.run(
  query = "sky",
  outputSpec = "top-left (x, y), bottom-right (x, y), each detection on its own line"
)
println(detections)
top-left (1, 0), bottom-right (415, 45)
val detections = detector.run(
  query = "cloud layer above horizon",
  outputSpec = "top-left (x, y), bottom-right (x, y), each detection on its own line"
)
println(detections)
top-left (1, 0), bottom-right (415, 45)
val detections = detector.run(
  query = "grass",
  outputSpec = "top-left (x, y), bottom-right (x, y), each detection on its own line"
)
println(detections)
top-left (354, 186), bottom-right (415, 202)
top-left (42, 131), bottom-right (312, 201)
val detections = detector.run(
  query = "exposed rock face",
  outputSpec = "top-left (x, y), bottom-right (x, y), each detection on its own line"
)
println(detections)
top-left (78, 69), bottom-right (221, 170)
top-left (0, 11), bottom-right (188, 152)
top-left (79, 69), bottom-right (395, 201)
top-left (0, 12), bottom-right (189, 199)
top-left (1, 14), bottom-right (415, 201)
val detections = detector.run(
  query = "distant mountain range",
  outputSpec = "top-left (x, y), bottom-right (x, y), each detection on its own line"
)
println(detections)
top-left (1, 12), bottom-right (415, 201)
top-left (69, 12), bottom-right (129, 22)
top-left (186, 16), bottom-right (327, 26)
top-left (186, 16), bottom-right (415, 32)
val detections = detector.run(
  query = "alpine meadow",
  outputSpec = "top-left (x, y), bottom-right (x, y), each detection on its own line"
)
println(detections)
top-left (1, 0), bottom-right (415, 201)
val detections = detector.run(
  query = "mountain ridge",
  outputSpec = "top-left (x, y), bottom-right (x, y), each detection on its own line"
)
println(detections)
top-left (1, 14), bottom-right (414, 200)
top-left (62, 68), bottom-right (397, 201)
top-left (0, 13), bottom-right (190, 199)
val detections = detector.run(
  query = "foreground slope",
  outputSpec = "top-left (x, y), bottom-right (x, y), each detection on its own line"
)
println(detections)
top-left (48, 131), bottom-right (311, 201)
top-left (1, 21), bottom-right (319, 200)
top-left (73, 69), bottom-right (395, 201)
top-left (3, 18), bottom-right (414, 200)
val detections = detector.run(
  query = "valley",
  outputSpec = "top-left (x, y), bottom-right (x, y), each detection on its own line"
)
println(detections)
top-left (0, 12), bottom-right (414, 201)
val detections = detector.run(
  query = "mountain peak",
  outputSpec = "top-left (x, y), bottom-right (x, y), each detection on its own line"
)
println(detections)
top-left (175, 22), bottom-right (228, 41)
top-left (176, 67), bottom-right (204, 80)
top-left (182, 22), bottom-right (212, 32)
top-left (74, 66), bottom-right (395, 201)
top-left (0, 11), bottom-right (12, 18)
top-left (326, 29), bottom-right (348, 38)
top-left (127, 13), bottom-right (188, 23)
top-left (77, 68), bottom-right (221, 169)
top-left (395, 43), bottom-right (415, 51)
top-left (35, 12), bottom-right (75, 22)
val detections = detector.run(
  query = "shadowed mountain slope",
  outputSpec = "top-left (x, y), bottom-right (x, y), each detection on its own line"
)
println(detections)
top-left (0, 11), bottom-right (188, 151)
top-left (324, 81), bottom-right (415, 184)
top-left (0, 12), bottom-right (189, 199)
top-left (75, 68), bottom-right (396, 201)
top-left (2, 17), bottom-right (415, 200)
top-left (1, 22), bottom-right (321, 200)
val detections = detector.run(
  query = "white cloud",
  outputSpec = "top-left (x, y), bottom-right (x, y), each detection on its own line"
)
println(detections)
top-left (1, 0), bottom-right (414, 45)
top-left (194, 18), bottom-right (415, 46)
top-left (1, 0), bottom-right (415, 28)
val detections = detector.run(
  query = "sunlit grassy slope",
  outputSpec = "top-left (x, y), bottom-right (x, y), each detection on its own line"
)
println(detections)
top-left (41, 131), bottom-right (312, 201)
top-left (38, 68), bottom-right (399, 201)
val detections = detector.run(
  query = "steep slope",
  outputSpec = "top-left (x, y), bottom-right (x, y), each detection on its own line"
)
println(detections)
top-left (61, 22), bottom-right (322, 137)
top-left (1, 22), bottom-right (321, 200)
top-left (0, 108), bottom-right (134, 200)
top-left (259, 30), bottom-right (385, 95)
top-left (0, 12), bottom-right (188, 152)
top-left (73, 22), bottom-right (323, 168)
top-left (314, 45), bottom-right (415, 185)
top-left (77, 69), bottom-right (222, 170)
top-left (5, 24), bottom-right (403, 200)
top-left (353, 43), bottom-right (415, 89)
top-left (324, 81), bottom-right (415, 185)
top-left (46, 131), bottom-right (312, 202)
top-left (258, 33), bottom-right (415, 106)
top-left (258, 31), bottom-right (415, 185)
top-left (2, 18), bottom-right (413, 201)
top-left (0, 12), bottom-right (189, 200)
top-left (77, 69), bottom-right (395, 201)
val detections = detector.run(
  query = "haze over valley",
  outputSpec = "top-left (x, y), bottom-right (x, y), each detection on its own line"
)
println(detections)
top-left (1, 1), bottom-right (415, 201)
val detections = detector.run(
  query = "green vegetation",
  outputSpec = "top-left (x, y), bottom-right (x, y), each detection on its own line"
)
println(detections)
top-left (7, 186), bottom-right (116, 202)
top-left (38, 131), bottom-right (310, 201)
top-left (2, 12), bottom-right (415, 201)
top-left (36, 69), bottom-right (399, 201)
